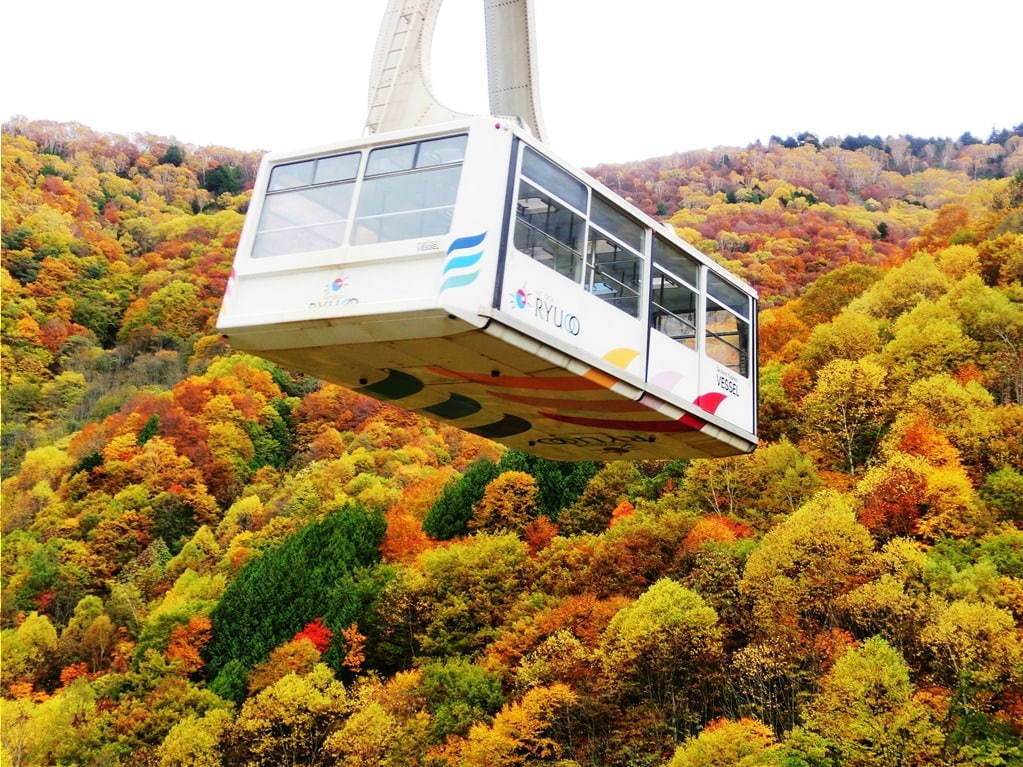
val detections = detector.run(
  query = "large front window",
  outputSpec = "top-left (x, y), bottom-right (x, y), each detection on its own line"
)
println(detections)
top-left (253, 134), bottom-right (467, 258)
top-left (352, 135), bottom-right (466, 245)
top-left (252, 152), bottom-right (360, 258)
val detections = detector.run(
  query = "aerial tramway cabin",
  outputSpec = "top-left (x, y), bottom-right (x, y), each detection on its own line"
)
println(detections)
top-left (216, 117), bottom-right (758, 460)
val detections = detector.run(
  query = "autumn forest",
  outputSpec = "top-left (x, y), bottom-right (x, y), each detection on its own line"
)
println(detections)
top-left (1, 117), bottom-right (1022, 766)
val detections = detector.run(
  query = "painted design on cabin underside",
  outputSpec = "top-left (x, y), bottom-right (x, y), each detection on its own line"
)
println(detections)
top-left (348, 359), bottom-right (733, 454)
top-left (694, 392), bottom-right (727, 414)
top-left (356, 368), bottom-right (532, 440)
top-left (352, 362), bottom-right (729, 444)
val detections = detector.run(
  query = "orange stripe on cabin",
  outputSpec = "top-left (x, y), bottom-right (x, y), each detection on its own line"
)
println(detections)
top-left (428, 366), bottom-right (606, 391)
top-left (582, 368), bottom-right (619, 389)
top-left (487, 390), bottom-right (648, 412)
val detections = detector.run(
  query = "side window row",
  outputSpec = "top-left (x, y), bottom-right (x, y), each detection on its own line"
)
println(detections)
top-left (252, 134), bottom-right (467, 259)
top-left (514, 147), bottom-right (645, 318)
top-left (513, 146), bottom-right (751, 377)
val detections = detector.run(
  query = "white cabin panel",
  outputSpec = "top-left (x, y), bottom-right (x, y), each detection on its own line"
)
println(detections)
top-left (223, 256), bottom-right (445, 328)
top-left (435, 123), bottom-right (516, 319)
top-left (699, 362), bottom-right (754, 435)
top-left (499, 248), bottom-right (646, 379)
top-left (647, 330), bottom-right (700, 405)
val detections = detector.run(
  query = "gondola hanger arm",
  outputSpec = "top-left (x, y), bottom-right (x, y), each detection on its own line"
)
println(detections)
top-left (365, 0), bottom-right (547, 142)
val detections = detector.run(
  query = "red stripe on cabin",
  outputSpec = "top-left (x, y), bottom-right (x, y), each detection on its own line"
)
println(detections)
top-left (694, 392), bottom-right (727, 414)
top-left (487, 390), bottom-right (648, 412)
top-left (538, 411), bottom-right (706, 432)
top-left (428, 367), bottom-right (606, 390)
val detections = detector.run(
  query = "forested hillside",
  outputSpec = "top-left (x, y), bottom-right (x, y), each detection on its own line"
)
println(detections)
top-left (2, 117), bottom-right (1022, 766)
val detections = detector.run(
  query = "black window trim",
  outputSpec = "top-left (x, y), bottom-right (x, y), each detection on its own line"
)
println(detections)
top-left (518, 171), bottom-right (589, 219)
top-left (520, 145), bottom-right (589, 214)
top-left (652, 234), bottom-right (701, 293)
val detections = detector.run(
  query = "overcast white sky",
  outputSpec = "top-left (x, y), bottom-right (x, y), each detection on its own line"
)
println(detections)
top-left (3, 0), bottom-right (1020, 166)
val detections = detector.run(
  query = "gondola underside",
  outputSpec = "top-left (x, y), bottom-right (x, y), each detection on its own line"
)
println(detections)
top-left (228, 310), bottom-right (754, 461)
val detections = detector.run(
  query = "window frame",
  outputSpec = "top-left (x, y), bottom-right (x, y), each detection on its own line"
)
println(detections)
top-left (706, 271), bottom-right (751, 321)
top-left (351, 134), bottom-right (469, 246)
top-left (362, 134), bottom-right (469, 179)
top-left (513, 179), bottom-right (588, 282)
top-left (512, 144), bottom-right (650, 319)
top-left (648, 234), bottom-right (703, 353)
top-left (704, 290), bottom-right (752, 378)
top-left (584, 211), bottom-right (646, 318)
top-left (649, 263), bottom-right (700, 351)
top-left (253, 150), bottom-right (364, 259)
top-left (511, 148), bottom-right (591, 286)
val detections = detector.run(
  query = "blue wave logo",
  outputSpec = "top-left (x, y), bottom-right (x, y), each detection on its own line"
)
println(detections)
top-left (439, 232), bottom-right (486, 293)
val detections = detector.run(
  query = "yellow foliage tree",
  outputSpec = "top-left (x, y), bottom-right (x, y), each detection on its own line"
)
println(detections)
top-left (157, 708), bottom-right (233, 767)
top-left (226, 664), bottom-right (351, 766)
top-left (664, 717), bottom-right (778, 767)
top-left (740, 491), bottom-right (874, 642)
top-left (471, 471), bottom-right (539, 533)
top-left (801, 358), bottom-right (891, 474)
top-left (439, 683), bottom-right (577, 767)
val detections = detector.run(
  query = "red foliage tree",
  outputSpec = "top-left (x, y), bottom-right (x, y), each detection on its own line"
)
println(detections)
top-left (293, 617), bottom-right (333, 654)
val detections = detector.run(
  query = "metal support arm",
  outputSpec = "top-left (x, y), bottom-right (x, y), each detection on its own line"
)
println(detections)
top-left (365, 0), bottom-right (546, 141)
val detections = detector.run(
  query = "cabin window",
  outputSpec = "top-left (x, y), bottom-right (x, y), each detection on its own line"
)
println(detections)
top-left (705, 272), bottom-right (751, 376)
top-left (584, 196), bottom-right (644, 317)
top-left (590, 195), bottom-right (644, 252)
top-left (705, 274), bottom-right (750, 377)
top-left (514, 181), bottom-right (586, 281)
top-left (268, 160), bottom-right (314, 191)
top-left (652, 235), bottom-right (699, 288)
top-left (312, 154), bottom-right (361, 185)
top-left (707, 272), bottom-right (750, 320)
top-left (253, 152), bottom-right (361, 258)
top-left (586, 229), bottom-right (642, 317)
top-left (521, 147), bottom-right (587, 211)
top-left (415, 135), bottom-right (468, 167)
top-left (512, 149), bottom-right (648, 318)
top-left (364, 143), bottom-right (416, 175)
top-left (352, 135), bottom-right (467, 245)
top-left (650, 266), bottom-right (697, 350)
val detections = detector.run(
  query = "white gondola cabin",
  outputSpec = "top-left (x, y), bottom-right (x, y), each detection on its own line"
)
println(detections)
top-left (216, 117), bottom-right (758, 459)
